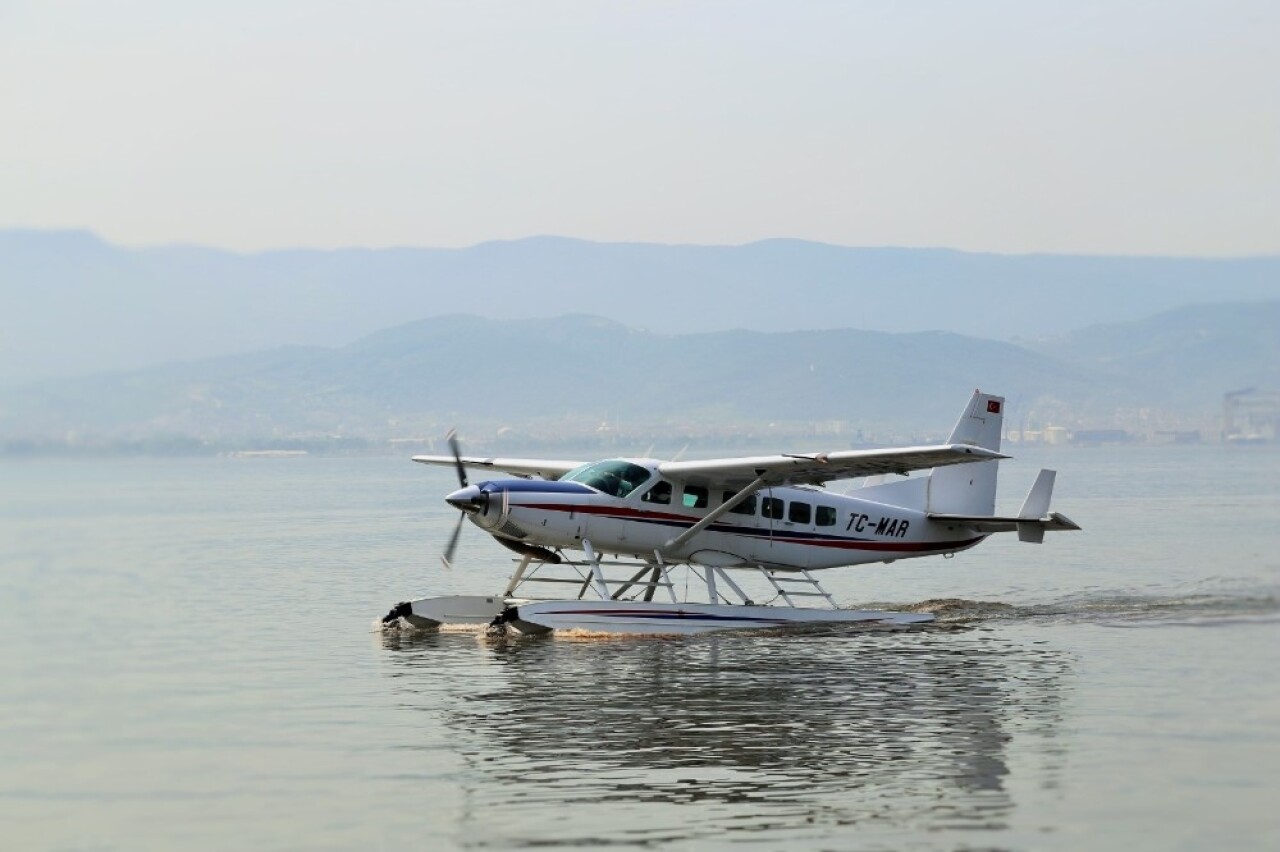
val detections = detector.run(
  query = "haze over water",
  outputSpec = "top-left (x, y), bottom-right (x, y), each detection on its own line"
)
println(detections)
top-left (1, 445), bottom-right (1277, 850)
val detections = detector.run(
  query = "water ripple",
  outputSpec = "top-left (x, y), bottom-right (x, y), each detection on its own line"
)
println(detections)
top-left (382, 624), bottom-right (1070, 848)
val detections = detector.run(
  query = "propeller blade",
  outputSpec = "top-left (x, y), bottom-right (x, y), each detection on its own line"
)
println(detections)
top-left (441, 511), bottom-right (465, 569)
top-left (446, 428), bottom-right (468, 489)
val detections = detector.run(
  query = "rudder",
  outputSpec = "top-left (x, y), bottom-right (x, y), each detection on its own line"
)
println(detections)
top-left (927, 391), bottom-right (1004, 515)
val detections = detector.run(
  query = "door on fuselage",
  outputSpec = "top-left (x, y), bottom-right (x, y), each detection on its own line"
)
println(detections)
top-left (715, 487), bottom-right (762, 565)
top-left (769, 491), bottom-right (818, 568)
top-left (558, 459), bottom-right (654, 553)
top-left (623, 478), bottom-right (675, 553)
top-left (744, 488), bottom-right (786, 566)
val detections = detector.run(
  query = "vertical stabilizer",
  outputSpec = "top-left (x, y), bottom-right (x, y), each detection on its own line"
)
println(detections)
top-left (1015, 468), bottom-right (1057, 542)
top-left (927, 391), bottom-right (1004, 516)
top-left (1018, 469), bottom-right (1057, 519)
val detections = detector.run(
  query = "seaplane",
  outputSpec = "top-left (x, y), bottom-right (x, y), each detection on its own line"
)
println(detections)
top-left (381, 390), bottom-right (1079, 636)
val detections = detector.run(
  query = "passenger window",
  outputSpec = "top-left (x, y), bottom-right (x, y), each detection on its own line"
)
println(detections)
top-left (642, 481), bottom-right (672, 505)
top-left (762, 497), bottom-right (784, 519)
top-left (789, 502), bottom-right (811, 524)
top-left (816, 506), bottom-right (837, 527)
top-left (723, 492), bottom-right (757, 515)
top-left (682, 485), bottom-right (709, 509)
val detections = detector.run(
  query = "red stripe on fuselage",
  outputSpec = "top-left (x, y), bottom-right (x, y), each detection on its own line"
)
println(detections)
top-left (517, 502), bottom-right (983, 553)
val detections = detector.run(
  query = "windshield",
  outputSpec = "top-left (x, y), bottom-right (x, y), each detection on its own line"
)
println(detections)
top-left (560, 460), bottom-right (652, 499)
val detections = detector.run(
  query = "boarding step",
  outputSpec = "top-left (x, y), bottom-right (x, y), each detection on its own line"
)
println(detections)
top-left (757, 566), bottom-right (839, 609)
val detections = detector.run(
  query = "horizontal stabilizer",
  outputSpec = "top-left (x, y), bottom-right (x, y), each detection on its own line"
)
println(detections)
top-left (927, 511), bottom-right (1082, 539)
top-left (929, 466), bottom-right (1080, 542)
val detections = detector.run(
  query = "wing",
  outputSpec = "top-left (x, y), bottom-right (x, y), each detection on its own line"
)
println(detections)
top-left (658, 443), bottom-right (1007, 488)
top-left (412, 455), bottom-right (586, 481)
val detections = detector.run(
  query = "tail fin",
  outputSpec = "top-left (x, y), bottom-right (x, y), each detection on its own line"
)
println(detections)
top-left (1015, 469), bottom-right (1057, 542)
top-left (927, 390), bottom-right (1004, 516)
top-left (1017, 469), bottom-right (1056, 519)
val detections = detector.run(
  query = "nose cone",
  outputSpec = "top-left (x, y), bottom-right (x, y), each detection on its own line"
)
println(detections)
top-left (446, 484), bottom-right (487, 514)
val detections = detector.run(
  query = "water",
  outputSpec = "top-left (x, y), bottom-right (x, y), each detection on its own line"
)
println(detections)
top-left (1, 446), bottom-right (1277, 850)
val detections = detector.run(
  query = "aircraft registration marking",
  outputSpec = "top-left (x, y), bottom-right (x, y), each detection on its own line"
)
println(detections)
top-left (846, 512), bottom-right (910, 538)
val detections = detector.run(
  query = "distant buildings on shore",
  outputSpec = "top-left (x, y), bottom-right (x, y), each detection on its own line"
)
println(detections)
top-left (1007, 389), bottom-right (1279, 445)
top-left (1007, 427), bottom-right (1204, 446)
top-left (1223, 388), bottom-right (1280, 444)
top-left (5, 390), bottom-right (1277, 457)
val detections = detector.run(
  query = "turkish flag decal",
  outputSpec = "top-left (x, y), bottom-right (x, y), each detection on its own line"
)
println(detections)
top-left (987, 400), bottom-right (1001, 414)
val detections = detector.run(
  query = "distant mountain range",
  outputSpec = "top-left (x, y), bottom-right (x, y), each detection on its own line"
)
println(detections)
top-left (4, 228), bottom-right (1279, 386)
top-left (3, 302), bottom-right (1276, 451)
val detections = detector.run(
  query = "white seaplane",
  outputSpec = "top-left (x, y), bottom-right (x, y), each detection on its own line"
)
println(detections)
top-left (381, 390), bottom-right (1079, 636)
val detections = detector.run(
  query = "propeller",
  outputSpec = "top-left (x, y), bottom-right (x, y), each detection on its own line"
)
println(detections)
top-left (437, 430), bottom-right (562, 569)
top-left (447, 428), bottom-right (468, 490)
top-left (441, 428), bottom-right (468, 569)
top-left (441, 511), bottom-right (465, 569)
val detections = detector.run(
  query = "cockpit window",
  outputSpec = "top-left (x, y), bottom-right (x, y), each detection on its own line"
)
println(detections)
top-left (560, 460), bottom-right (652, 498)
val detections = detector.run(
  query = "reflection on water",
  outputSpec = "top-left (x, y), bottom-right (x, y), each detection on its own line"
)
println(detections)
top-left (382, 624), bottom-right (1069, 848)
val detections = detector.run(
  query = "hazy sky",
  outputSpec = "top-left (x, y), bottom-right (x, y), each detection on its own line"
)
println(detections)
top-left (2, 1), bottom-right (1277, 254)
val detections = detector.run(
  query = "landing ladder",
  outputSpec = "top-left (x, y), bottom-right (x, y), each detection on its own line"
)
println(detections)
top-left (758, 566), bottom-right (839, 609)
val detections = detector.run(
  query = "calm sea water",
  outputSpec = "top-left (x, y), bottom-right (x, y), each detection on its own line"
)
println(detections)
top-left (2, 446), bottom-right (1277, 850)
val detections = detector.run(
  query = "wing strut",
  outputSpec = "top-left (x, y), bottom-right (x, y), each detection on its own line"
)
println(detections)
top-left (661, 475), bottom-right (767, 555)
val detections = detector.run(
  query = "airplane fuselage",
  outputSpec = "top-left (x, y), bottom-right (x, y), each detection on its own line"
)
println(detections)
top-left (451, 466), bottom-right (986, 571)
